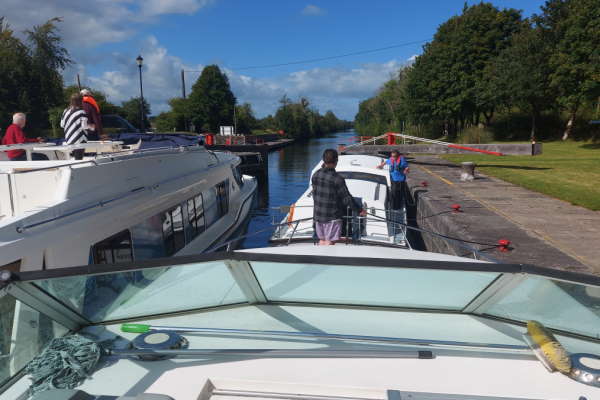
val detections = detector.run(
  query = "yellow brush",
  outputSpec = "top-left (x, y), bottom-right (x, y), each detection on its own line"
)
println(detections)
top-left (524, 320), bottom-right (571, 374)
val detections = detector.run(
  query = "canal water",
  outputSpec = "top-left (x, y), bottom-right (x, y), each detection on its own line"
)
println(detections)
top-left (241, 130), bottom-right (357, 249)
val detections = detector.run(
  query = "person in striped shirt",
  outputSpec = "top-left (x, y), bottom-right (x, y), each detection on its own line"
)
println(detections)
top-left (60, 93), bottom-right (95, 145)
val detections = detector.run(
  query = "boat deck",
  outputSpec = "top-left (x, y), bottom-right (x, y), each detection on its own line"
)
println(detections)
top-left (4, 304), bottom-right (598, 400)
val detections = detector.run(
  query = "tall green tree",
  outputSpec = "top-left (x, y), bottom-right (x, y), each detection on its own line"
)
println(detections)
top-left (121, 97), bottom-right (151, 130)
top-left (492, 22), bottom-right (556, 140)
top-left (25, 17), bottom-right (72, 131)
top-left (536, 0), bottom-right (600, 139)
top-left (187, 65), bottom-right (236, 132)
top-left (0, 18), bottom-right (31, 129)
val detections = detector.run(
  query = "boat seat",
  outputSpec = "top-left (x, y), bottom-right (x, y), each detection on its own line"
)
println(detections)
top-left (31, 389), bottom-right (175, 400)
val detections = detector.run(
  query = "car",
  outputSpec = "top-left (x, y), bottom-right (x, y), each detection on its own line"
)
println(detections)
top-left (101, 114), bottom-right (140, 133)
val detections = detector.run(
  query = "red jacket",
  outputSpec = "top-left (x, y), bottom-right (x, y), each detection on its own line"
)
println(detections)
top-left (2, 124), bottom-right (38, 159)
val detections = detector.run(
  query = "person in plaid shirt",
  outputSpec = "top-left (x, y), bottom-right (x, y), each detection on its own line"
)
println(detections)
top-left (311, 149), bottom-right (365, 245)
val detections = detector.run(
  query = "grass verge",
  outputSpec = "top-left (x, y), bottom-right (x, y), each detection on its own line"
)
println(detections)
top-left (441, 141), bottom-right (600, 211)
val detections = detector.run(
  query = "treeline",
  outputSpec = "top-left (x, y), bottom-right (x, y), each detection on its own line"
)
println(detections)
top-left (0, 17), bottom-right (154, 135)
top-left (154, 65), bottom-right (352, 138)
top-left (0, 17), bottom-right (71, 133)
top-left (355, 0), bottom-right (599, 141)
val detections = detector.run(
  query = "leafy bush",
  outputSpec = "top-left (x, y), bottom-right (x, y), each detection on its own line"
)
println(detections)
top-left (456, 126), bottom-right (495, 144)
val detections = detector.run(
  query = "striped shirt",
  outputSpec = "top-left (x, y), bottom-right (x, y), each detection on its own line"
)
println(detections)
top-left (60, 107), bottom-right (89, 145)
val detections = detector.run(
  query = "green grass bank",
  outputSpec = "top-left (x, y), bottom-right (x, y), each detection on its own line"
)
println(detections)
top-left (441, 141), bottom-right (600, 211)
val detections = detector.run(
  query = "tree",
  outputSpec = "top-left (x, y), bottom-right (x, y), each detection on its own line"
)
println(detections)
top-left (25, 17), bottom-right (72, 131)
top-left (121, 97), bottom-right (150, 130)
top-left (492, 22), bottom-right (556, 140)
top-left (187, 65), bottom-right (236, 132)
top-left (536, 0), bottom-right (600, 140)
top-left (0, 18), bottom-right (31, 130)
top-left (234, 103), bottom-right (257, 134)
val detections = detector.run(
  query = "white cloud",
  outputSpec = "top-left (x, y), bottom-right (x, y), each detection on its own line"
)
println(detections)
top-left (301, 5), bottom-right (326, 16)
top-left (0, 0), bottom-right (214, 48)
top-left (77, 34), bottom-right (406, 119)
top-left (141, 0), bottom-right (214, 16)
top-left (407, 54), bottom-right (418, 63)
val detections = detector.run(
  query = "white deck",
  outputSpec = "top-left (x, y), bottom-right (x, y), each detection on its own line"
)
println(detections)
top-left (273, 155), bottom-right (404, 245)
top-left (4, 304), bottom-right (598, 400)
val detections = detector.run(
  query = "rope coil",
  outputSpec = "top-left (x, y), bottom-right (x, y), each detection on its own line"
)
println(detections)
top-left (25, 335), bottom-right (101, 395)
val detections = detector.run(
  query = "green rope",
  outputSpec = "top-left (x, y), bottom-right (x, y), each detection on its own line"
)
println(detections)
top-left (25, 334), bottom-right (101, 395)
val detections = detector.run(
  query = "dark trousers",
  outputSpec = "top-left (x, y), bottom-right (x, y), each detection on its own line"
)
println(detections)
top-left (390, 180), bottom-right (407, 210)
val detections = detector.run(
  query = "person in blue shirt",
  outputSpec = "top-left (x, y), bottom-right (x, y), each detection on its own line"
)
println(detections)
top-left (377, 150), bottom-right (409, 210)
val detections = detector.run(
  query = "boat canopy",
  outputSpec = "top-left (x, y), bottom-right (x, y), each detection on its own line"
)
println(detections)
top-left (1, 248), bottom-right (599, 389)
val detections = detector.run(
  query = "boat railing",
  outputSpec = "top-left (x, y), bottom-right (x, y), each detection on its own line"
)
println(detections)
top-left (214, 207), bottom-right (498, 262)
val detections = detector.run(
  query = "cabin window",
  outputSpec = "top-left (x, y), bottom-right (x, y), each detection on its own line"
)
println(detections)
top-left (92, 230), bottom-right (134, 264)
top-left (187, 194), bottom-right (205, 240)
top-left (216, 180), bottom-right (229, 217)
top-left (203, 186), bottom-right (219, 227)
top-left (232, 165), bottom-right (244, 187)
top-left (162, 205), bottom-right (185, 256)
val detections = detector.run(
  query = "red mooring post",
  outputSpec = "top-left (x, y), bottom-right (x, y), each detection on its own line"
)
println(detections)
top-left (387, 132), bottom-right (395, 145)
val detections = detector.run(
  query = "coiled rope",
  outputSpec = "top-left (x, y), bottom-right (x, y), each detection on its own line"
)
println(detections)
top-left (25, 335), bottom-right (101, 395)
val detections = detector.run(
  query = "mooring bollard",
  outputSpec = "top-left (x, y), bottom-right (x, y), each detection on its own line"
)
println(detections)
top-left (460, 162), bottom-right (476, 181)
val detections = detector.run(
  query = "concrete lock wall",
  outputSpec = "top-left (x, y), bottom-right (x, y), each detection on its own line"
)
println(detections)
top-left (343, 143), bottom-right (542, 156)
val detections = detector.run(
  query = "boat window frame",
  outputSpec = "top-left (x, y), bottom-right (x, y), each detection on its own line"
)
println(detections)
top-left (3, 252), bottom-right (599, 342)
top-left (186, 193), bottom-right (206, 241)
top-left (162, 205), bottom-right (185, 256)
top-left (91, 229), bottom-right (134, 265)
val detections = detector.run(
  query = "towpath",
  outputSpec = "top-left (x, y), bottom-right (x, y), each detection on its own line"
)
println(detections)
top-left (407, 156), bottom-right (600, 276)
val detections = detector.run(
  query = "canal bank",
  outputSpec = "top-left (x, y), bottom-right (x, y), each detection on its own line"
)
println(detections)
top-left (405, 155), bottom-right (599, 276)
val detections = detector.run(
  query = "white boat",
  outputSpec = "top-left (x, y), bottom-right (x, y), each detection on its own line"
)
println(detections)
top-left (0, 140), bottom-right (257, 271)
top-left (272, 155), bottom-right (408, 247)
top-left (0, 243), bottom-right (599, 399)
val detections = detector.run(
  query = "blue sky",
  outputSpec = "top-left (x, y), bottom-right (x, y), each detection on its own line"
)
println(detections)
top-left (3, 0), bottom-right (547, 119)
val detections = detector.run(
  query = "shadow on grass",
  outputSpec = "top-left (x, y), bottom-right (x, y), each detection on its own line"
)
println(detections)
top-left (581, 143), bottom-right (600, 150)
top-left (477, 164), bottom-right (551, 171)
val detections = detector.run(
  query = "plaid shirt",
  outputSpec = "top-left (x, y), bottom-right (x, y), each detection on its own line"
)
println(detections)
top-left (311, 167), bottom-right (361, 223)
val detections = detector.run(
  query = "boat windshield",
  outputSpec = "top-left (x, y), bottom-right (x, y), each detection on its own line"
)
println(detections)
top-left (1, 252), bottom-right (599, 387)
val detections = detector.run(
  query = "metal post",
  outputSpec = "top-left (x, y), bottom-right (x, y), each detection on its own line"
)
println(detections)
top-left (76, 74), bottom-right (81, 91)
top-left (136, 55), bottom-right (145, 133)
top-left (138, 66), bottom-right (144, 132)
top-left (181, 69), bottom-right (186, 99)
top-left (233, 103), bottom-right (237, 135)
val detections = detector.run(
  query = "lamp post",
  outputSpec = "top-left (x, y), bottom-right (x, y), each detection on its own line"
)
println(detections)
top-left (136, 55), bottom-right (145, 132)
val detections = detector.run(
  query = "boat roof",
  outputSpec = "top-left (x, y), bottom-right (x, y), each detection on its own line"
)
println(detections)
top-left (310, 155), bottom-right (388, 178)
top-left (1, 247), bottom-right (599, 399)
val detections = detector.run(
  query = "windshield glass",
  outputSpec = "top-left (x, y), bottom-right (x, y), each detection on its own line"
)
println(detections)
top-left (0, 292), bottom-right (68, 387)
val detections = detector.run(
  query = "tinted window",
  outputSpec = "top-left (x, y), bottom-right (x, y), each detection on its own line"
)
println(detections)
top-left (216, 180), bottom-right (229, 217)
top-left (187, 194), bottom-right (205, 240)
top-left (93, 230), bottom-right (134, 264)
top-left (203, 187), bottom-right (219, 227)
top-left (337, 172), bottom-right (387, 185)
top-left (162, 206), bottom-right (185, 256)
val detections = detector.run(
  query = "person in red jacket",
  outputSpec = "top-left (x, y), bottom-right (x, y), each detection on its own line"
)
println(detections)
top-left (1, 113), bottom-right (46, 161)
top-left (80, 89), bottom-right (103, 140)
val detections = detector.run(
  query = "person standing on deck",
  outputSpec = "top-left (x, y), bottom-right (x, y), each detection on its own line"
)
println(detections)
top-left (61, 93), bottom-right (94, 145)
top-left (1, 113), bottom-right (46, 160)
top-left (312, 149), bottom-right (366, 245)
top-left (377, 150), bottom-right (409, 210)
top-left (80, 89), bottom-right (103, 140)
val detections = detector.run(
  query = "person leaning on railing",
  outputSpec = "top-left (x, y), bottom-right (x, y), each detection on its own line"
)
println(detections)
top-left (377, 149), bottom-right (409, 210)
top-left (1, 113), bottom-right (47, 161)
